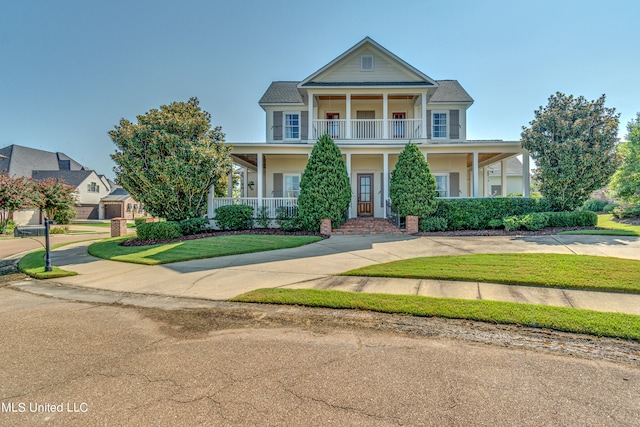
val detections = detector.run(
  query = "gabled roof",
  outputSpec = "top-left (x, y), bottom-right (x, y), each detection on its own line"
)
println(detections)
top-left (31, 170), bottom-right (96, 188)
top-left (101, 186), bottom-right (131, 202)
top-left (0, 144), bottom-right (87, 178)
top-left (259, 81), bottom-right (305, 105)
top-left (430, 80), bottom-right (474, 104)
top-left (299, 37), bottom-right (438, 88)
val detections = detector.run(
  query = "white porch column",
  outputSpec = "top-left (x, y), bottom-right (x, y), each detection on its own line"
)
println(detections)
top-left (208, 184), bottom-right (215, 218)
top-left (482, 167), bottom-right (489, 197)
top-left (243, 168), bottom-right (248, 197)
top-left (346, 152), bottom-right (352, 218)
top-left (472, 152), bottom-right (479, 198)
top-left (346, 93), bottom-right (351, 139)
top-left (383, 152), bottom-right (389, 206)
top-left (501, 159), bottom-right (508, 196)
top-left (308, 92), bottom-right (314, 139)
top-left (522, 154), bottom-right (531, 197)
top-left (421, 92), bottom-right (427, 138)
top-left (227, 169), bottom-right (233, 197)
top-left (382, 93), bottom-right (388, 139)
top-left (257, 153), bottom-right (263, 209)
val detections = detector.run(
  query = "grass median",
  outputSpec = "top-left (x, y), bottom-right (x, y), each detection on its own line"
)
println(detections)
top-left (560, 214), bottom-right (640, 236)
top-left (341, 253), bottom-right (640, 294)
top-left (89, 234), bottom-right (323, 265)
top-left (19, 248), bottom-right (78, 279)
top-left (232, 288), bottom-right (640, 340)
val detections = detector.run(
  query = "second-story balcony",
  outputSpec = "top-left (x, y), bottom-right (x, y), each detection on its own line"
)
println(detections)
top-left (312, 118), bottom-right (423, 140)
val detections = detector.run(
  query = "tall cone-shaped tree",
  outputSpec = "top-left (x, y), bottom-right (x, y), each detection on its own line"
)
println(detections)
top-left (298, 134), bottom-right (351, 231)
top-left (389, 142), bottom-right (437, 217)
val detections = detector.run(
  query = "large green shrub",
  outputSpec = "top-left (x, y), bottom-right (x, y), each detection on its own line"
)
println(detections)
top-left (504, 211), bottom-right (598, 230)
top-left (581, 199), bottom-right (607, 212)
top-left (179, 217), bottom-right (209, 235)
top-left (298, 134), bottom-right (351, 231)
top-left (137, 221), bottom-right (183, 240)
top-left (389, 143), bottom-right (437, 217)
top-left (431, 198), bottom-right (551, 231)
top-left (419, 216), bottom-right (448, 232)
top-left (134, 217), bottom-right (150, 227)
top-left (215, 204), bottom-right (254, 230)
top-left (275, 206), bottom-right (301, 231)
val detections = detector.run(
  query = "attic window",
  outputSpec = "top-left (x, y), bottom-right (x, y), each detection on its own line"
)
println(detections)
top-left (361, 55), bottom-right (374, 71)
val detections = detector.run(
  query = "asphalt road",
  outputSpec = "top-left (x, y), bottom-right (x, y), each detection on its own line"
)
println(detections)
top-left (1, 287), bottom-right (639, 426)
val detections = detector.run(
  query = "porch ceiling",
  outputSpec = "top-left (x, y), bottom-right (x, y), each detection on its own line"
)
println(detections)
top-left (467, 153), bottom-right (519, 168)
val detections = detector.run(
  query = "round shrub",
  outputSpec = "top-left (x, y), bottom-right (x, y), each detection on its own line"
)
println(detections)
top-left (419, 216), bottom-right (448, 232)
top-left (581, 199), bottom-right (607, 212)
top-left (215, 204), bottom-right (254, 230)
top-left (136, 221), bottom-right (183, 240)
top-left (179, 217), bottom-right (209, 235)
top-left (134, 217), bottom-right (150, 227)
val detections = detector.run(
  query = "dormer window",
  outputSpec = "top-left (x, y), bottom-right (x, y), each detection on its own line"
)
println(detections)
top-left (361, 55), bottom-right (374, 71)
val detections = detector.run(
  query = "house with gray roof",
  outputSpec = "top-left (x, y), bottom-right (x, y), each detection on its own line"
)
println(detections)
top-left (1, 144), bottom-right (136, 222)
top-left (210, 37), bottom-right (529, 220)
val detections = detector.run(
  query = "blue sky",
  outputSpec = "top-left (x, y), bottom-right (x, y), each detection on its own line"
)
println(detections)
top-left (1, 0), bottom-right (638, 179)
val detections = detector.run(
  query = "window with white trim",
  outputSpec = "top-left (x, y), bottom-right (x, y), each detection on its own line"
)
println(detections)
top-left (434, 173), bottom-right (449, 197)
top-left (361, 55), bottom-right (374, 71)
top-left (432, 112), bottom-right (448, 139)
top-left (284, 173), bottom-right (300, 197)
top-left (87, 182), bottom-right (100, 193)
top-left (284, 113), bottom-right (300, 140)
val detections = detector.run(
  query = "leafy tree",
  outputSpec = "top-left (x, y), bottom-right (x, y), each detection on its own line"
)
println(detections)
top-left (0, 173), bottom-right (39, 233)
top-left (110, 97), bottom-right (231, 221)
top-left (521, 92), bottom-right (619, 211)
top-left (610, 113), bottom-right (640, 204)
top-left (35, 178), bottom-right (76, 223)
top-left (297, 134), bottom-right (351, 231)
top-left (389, 142), bottom-right (437, 217)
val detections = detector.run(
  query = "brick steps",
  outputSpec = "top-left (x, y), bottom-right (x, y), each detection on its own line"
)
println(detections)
top-left (332, 218), bottom-right (404, 235)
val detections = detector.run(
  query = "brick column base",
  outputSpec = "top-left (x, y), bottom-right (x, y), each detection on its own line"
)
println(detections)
top-left (320, 218), bottom-right (332, 235)
top-left (111, 218), bottom-right (128, 237)
top-left (406, 216), bottom-right (419, 234)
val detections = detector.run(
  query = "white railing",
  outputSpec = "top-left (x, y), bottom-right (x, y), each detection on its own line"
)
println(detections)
top-left (388, 119), bottom-right (421, 139)
top-left (312, 119), bottom-right (346, 139)
top-left (211, 197), bottom-right (298, 218)
top-left (351, 119), bottom-right (383, 139)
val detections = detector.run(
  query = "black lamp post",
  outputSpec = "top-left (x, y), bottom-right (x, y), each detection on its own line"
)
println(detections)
top-left (44, 217), bottom-right (52, 272)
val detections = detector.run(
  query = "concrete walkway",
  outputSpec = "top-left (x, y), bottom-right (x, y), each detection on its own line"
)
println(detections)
top-left (5, 233), bottom-right (640, 315)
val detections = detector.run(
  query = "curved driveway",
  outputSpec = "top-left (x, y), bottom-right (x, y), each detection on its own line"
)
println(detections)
top-left (11, 233), bottom-right (640, 315)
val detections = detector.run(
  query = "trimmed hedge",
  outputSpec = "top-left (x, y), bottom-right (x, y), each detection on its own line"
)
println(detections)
top-left (215, 204), bottom-right (254, 231)
top-left (136, 221), bottom-right (183, 240)
top-left (500, 211), bottom-right (598, 231)
top-left (419, 216), bottom-right (448, 232)
top-left (425, 198), bottom-right (552, 231)
top-left (179, 217), bottom-right (209, 235)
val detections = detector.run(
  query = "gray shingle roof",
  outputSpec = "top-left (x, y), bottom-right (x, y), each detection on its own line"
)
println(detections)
top-left (101, 186), bottom-right (131, 202)
top-left (0, 144), bottom-right (86, 178)
top-left (430, 80), bottom-right (474, 103)
top-left (31, 170), bottom-right (94, 187)
top-left (258, 79), bottom-right (473, 105)
top-left (259, 82), bottom-right (304, 105)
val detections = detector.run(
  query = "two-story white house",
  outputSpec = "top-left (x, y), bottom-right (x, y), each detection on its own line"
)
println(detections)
top-left (210, 37), bottom-right (529, 221)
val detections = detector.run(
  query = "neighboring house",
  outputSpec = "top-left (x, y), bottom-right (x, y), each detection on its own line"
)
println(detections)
top-left (210, 37), bottom-right (529, 220)
top-left (0, 144), bottom-right (140, 223)
top-left (487, 157), bottom-right (525, 196)
top-left (31, 170), bottom-right (111, 219)
top-left (99, 186), bottom-right (147, 220)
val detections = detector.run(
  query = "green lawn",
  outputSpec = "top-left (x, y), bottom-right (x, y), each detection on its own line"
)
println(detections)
top-left (559, 214), bottom-right (640, 236)
top-left (232, 288), bottom-right (640, 340)
top-left (71, 222), bottom-right (136, 228)
top-left (89, 234), bottom-right (323, 265)
top-left (341, 253), bottom-right (640, 294)
top-left (18, 248), bottom-right (78, 279)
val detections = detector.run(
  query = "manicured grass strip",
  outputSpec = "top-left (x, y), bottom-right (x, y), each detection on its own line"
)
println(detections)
top-left (561, 214), bottom-right (640, 236)
top-left (89, 235), bottom-right (323, 265)
top-left (231, 288), bottom-right (640, 340)
top-left (342, 254), bottom-right (640, 294)
top-left (18, 249), bottom-right (78, 279)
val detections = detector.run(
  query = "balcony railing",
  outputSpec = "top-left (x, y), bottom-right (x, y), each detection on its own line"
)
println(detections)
top-left (312, 119), bottom-right (423, 140)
